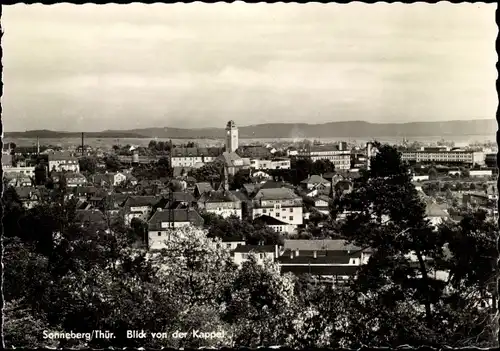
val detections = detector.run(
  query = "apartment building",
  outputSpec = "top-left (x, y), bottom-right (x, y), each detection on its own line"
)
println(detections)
top-left (250, 157), bottom-right (291, 170)
top-left (297, 144), bottom-right (351, 170)
top-left (401, 149), bottom-right (485, 166)
top-left (170, 147), bottom-right (223, 168)
top-left (48, 152), bottom-right (80, 172)
top-left (197, 190), bottom-right (242, 219)
top-left (251, 188), bottom-right (303, 229)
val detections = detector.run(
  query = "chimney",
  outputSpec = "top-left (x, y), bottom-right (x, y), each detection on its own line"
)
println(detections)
top-left (37, 137), bottom-right (40, 155)
top-left (275, 245), bottom-right (279, 259)
top-left (81, 132), bottom-right (85, 155)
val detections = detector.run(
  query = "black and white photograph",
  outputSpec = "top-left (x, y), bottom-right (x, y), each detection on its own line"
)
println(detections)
top-left (2, 2), bottom-right (498, 348)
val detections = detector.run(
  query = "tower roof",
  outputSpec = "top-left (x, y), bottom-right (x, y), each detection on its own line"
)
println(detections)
top-left (226, 120), bottom-right (237, 129)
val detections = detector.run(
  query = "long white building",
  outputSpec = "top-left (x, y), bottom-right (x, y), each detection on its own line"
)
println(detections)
top-left (297, 144), bottom-right (351, 170)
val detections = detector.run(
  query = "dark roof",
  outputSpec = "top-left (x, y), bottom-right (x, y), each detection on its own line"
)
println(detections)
top-left (221, 236), bottom-right (246, 242)
top-left (234, 244), bottom-right (276, 253)
top-left (48, 152), bottom-right (77, 161)
top-left (198, 190), bottom-right (240, 204)
top-left (75, 209), bottom-right (107, 224)
top-left (171, 147), bottom-right (223, 157)
top-left (73, 186), bottom-right (97, 195)
top-left (283, 239), bottom-right (361, 252)
top-left (195, 182), bottom-right (214, 196)
top-left (258, 181), bottom-right (295, 190)
top-left (230, 190), bottom-right (249, 201)
top-left (148, 209), bottom-right (204, 230)
top-left (170, 191), bottom-right (196, 203)
top-left (253, 188), bottom-right (300, 201)
top-left (280, 265), bottom-right (359, 276)
top-left (2, 154), bottom-right (12, 165)
top-left (253, 215), bottom-right (289, 226)
top-left (301, 175), bottom-right (330, 185)
top-left (125, 195), bottom-right (161, 208)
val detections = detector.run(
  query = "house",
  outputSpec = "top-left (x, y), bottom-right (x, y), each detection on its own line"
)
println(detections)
top-left (197, 190), bottom-right (242, 219)
top-left (236, 145), bottom-right (272, 159)
top-left (123, 195), bottom-right (161, 225)
top-left (71, 186), bottom-right (97, 201)
top-left (278, 239), bottom-right (369, 284)
top-left (100, 193), bottom-right (129, 216)
top-left (15, 187), bottom-right (41, 209)
top-left (250, 158), bottom-right (291, 170)
top-left (170, 147), bottom-right (223, 168)
top-left (251, 188), bottom-right (303, 226)
top-left (300, 175), bottom-right (331, 190)
top-left (3, 165), bottom-right (36, 178)
top-left (462, 192), bottom-right (491, 207)
top-left (1, 154), bottom-right (13, 167)
top-left (220, 236), bottom-right (246, 251)
top-left (163, 191), bottom-right (197, 209)
top-left (424, 199), bottom-right (450, 227)
top-left (48, 152), bottom-right (80, 172)
top-left (253, 215), bottom-right (297, 234)
top-left (313, 195), bottom-right (331, 215)
top-left (251, 170), bottom-right (273, 182)
top-left (6, 174), bottom-right (33, 188)
top-left (65, 172), bottom-right (88, 187)
top-left (233, 244), bottom-right (280, 268)
top-left (125, 173), bottom-right (138, 186)
top-left (194, 182), bottom-right (214, 198)
top-left (147, 208), bottom-right (205, 250)
top-left (74, 209), bottom-right (108, 231)
top-left (92, 172), bottom-right (127, 187)
top-left (469, 169), bottom-right (493, 178)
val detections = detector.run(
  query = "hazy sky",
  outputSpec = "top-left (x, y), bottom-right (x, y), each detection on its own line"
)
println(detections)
top-left (3, 3), bottom-right (497, 132)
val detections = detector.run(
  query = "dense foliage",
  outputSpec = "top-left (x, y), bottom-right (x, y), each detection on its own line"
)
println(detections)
top-left (3, 142), bottom-right (496, 348)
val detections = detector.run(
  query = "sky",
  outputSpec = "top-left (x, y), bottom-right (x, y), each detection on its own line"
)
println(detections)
top-left (3, 2), bottom-right (498, 132)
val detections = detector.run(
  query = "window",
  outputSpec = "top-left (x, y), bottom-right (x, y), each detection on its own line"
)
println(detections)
top-left (259, 253), bottom-right (263, 259)
top-left (289, 216), bottom-right (293, 220)
top-left (263, 209), bottom-right (267, 214)
top-left (289, 208), bottom-right (293, 212)
top-left (282, 208), bottom-right (286, 212)
top-left (227, 243), bottom-right (231, 249)
top-left (158, 232), bottom-right (161, 236)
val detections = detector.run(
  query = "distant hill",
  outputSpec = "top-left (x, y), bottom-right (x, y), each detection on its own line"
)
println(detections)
top-left (4, 129), bottom-right (146, 139)
top-left (6, 119), bottom-right (496, 139)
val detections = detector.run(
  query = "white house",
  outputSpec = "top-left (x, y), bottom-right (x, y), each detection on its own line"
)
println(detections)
top-left (147, 208), bottom-right (205, 250)
top-left (123, 195), bottom-right (161, 225)
top-left (48, 152), bottom-right (80, 172)
top-left (233, 244), bottom-right (281, 268)
top-left (253, 215), bottom-right (298, 234)
top-left (197, 190), bottom-right (242, 219)
top-left (252, 188), bottom-right (303, 226)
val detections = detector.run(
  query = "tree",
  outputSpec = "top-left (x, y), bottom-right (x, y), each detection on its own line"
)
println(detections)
top-left (189, 160), bottom-right (225, 183)
top-left (428, 167), bottom-right (438, 180)
top-left (222, 255), bottom-right (296, 347)
top-left (104, 154), bottom-right (122, 172)
top-left (230, 169), bottom-right (251, 190)
top-left (462, 169), bottom-right (470, 178)
top-left (79, 156), bottom-right (97, 174)
top-left (34, 162), bottom-right (48, 185)
top-left (337, 143), bottom-right (447, 340)
top-left (311, 159), bottom-right (335, 176)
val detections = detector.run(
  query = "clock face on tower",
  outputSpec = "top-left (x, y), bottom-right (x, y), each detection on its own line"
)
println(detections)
top-left (227, 131), bottom-right (230, 135)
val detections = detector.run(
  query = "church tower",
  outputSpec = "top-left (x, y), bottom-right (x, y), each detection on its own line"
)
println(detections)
top-left (225, 120), bottom-right (238, 153)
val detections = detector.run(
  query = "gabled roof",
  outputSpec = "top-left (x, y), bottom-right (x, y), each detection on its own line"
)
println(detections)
top-left (253, 215), bottom-right (289, 226)
top-left (258, 181), bottom-right (295, 190)
top-left (48, 152), bottom-right (77, 161)
top-left (234, 244), bottom-right (276, 253)
top-left (74, 209), bottom-right (107, 224)
top-left (124, 195), bottom-right (161, 208)
top-left (148, 209), bottom-right (204, 230)
top-left (425, 200), bottom-right (449, 218)
top-left (253, 188), bottom-right (300, 201)
top-left (230, 190), bottom-right (249, 201)
top-left (195, 182), bottom-right (214, 196)
top-left (218, 151), bottom-right (243, 166)
top-left (198, 190), bottom-right (240, 204)
top-left (2, 154), bottom-right (12, 166)
top-left (221, 236), bottom-right (246, 243)
top-left (170, 191), bottom-right (196, 203)
top-left (283, 239), bottom-right (361, 252)
top-left (280, 265), bottom-right (359, 276)
top-left (277, 252), bottom-right (354, 264)
top-left (315, 194), bottom-right (331, 203)
top-left (301, 175), bottom-right (330, 185)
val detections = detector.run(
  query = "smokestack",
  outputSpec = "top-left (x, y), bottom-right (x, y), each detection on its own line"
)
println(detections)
top-left (367, 142), bottom-right (372, 171)
top-left (81, 132), bottom-right (85, 156)
top-left (37, 136), bottom-right (40, 155)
